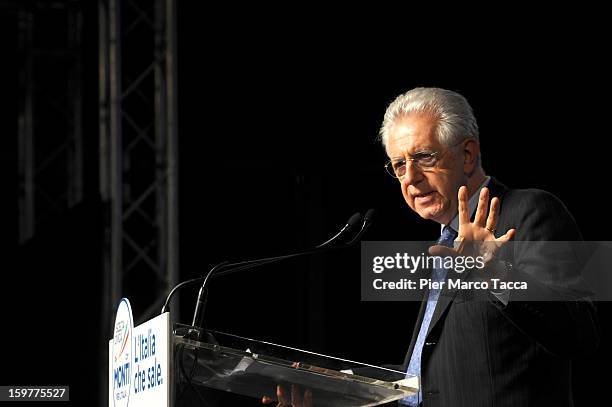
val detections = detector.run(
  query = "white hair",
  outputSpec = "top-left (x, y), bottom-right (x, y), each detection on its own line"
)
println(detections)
top-left (379, 87), bottom-right (479, 149)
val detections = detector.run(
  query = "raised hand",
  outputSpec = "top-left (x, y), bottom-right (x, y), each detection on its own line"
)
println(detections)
top-left (429, 186), bottom-right (515, 263)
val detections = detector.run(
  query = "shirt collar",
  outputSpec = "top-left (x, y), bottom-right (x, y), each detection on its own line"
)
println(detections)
top-left (442, 176), bottom-right (491, 233)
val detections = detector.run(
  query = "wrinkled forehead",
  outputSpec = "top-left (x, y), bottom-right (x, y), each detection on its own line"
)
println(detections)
top-left (386, 113), bottom-right (442, 158)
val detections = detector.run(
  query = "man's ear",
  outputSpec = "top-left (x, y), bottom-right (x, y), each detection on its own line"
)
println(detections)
top-left (463, 139), bottom-right (480, 175)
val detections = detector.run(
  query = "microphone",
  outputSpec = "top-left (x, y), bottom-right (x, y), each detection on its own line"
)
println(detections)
top-left (363, 208), bottom-right (375, 225)
top-left (212, 210), bottom-right (373, 278)
top-left (160, 209), bottom-right (375, 331)
top-left (190, 212), bottom-right (363, 329)
top-left (347, 208), bottom-right (375, 245)
top-left (316, 212), bottom-right (362, 248)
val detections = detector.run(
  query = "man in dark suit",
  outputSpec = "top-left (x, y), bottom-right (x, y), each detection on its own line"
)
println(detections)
top-left (265, 87), bottom-right (599, 407)
top-left (380, 87), bottom-right (599, 407)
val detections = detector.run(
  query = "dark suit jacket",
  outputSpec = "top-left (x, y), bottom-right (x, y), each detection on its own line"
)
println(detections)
top-left (391, 177), bottom-right (599, 407)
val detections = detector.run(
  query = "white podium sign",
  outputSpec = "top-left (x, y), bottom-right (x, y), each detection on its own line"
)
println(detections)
top-left (109, 301), bottom-right (171, 407)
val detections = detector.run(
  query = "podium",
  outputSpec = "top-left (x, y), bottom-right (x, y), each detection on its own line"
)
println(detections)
top-left (109, 305), bottom-right (418, 407)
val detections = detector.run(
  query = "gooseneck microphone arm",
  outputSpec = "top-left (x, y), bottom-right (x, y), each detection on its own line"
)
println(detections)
top-left (160, 210), bottom-right (375, 328)
top-left (316, 212), bottom-right (362, 249)
top-left (190, 212), bottom-right (363, 329)
top-left (190, 262), bottom-right (228, 328)
top-left (206, 212), bottom-right (364, 281)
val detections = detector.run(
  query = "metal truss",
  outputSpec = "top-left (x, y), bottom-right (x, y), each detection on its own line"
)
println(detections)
top-left (98, 0), bottom-right (179, 403)
top-left (98, 0), bottom-right (179, 328)
top-left (18, 0), bottom-right (84, 244)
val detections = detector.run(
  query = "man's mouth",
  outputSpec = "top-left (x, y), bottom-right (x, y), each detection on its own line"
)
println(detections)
top-left (413, 191), bottom-right (435, 198)
top-left (413, 191), bottom-right (436, 204)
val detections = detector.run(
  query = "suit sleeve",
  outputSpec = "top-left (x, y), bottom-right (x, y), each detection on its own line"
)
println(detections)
top-left (493, 189), bottom-right (600, 358)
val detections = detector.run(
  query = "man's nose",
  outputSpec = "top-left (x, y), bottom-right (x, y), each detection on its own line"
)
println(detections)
top-left (401, 160), bottom-right (423, 186)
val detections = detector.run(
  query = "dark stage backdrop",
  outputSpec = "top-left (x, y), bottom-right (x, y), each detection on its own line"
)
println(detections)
top-left (175, 12), bottom-right (611, 407)
top-left (7, 3), bottom-right (611, 405)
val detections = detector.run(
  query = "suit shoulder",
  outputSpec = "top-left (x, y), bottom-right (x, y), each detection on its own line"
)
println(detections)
top-left (503, 188), bottom-right (568, 209)
top-left (500, 188), bottom-right (581, 240)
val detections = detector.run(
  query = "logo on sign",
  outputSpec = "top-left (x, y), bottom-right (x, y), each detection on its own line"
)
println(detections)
top-left (112, 298), bottom-right (133, 407)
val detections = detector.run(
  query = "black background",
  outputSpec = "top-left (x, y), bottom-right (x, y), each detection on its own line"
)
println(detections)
top-left (6, 2), bottom-right (611, 405)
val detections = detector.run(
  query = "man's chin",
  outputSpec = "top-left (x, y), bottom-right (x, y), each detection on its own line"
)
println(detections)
top-left (416, 207), bottom-right (446, 223)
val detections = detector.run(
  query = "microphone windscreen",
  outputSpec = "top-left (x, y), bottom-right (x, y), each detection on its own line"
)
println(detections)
top-left (346, 212), bottom-right (362, 230)
top-left (363, 208), bottom-right (376, 223)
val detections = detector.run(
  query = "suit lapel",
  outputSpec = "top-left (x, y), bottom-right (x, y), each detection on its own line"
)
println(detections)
top-left (486, 177), bottom-right (509, 202)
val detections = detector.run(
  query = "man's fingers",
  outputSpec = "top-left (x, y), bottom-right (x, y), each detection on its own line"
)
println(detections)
top-left (304, 389), bottom-right (313, 406)
top-left (291, 384), bottom-right (302, 407)
top-left (498, 228), bottom-right (516, 242)
top-left (473, 187), bottom-right (489, 227)
top-left (277, 385), bottom-right (290, 405)
top-left (458, 186), bottom-right (470, 226)
top-left (265, 385), bottom-right (312, 407)
top-left (485, 197), bottom-right (500, 234)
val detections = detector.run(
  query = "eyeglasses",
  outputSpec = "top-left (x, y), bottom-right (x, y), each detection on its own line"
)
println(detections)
top-left (384, 140), bottom-right (467, 179)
